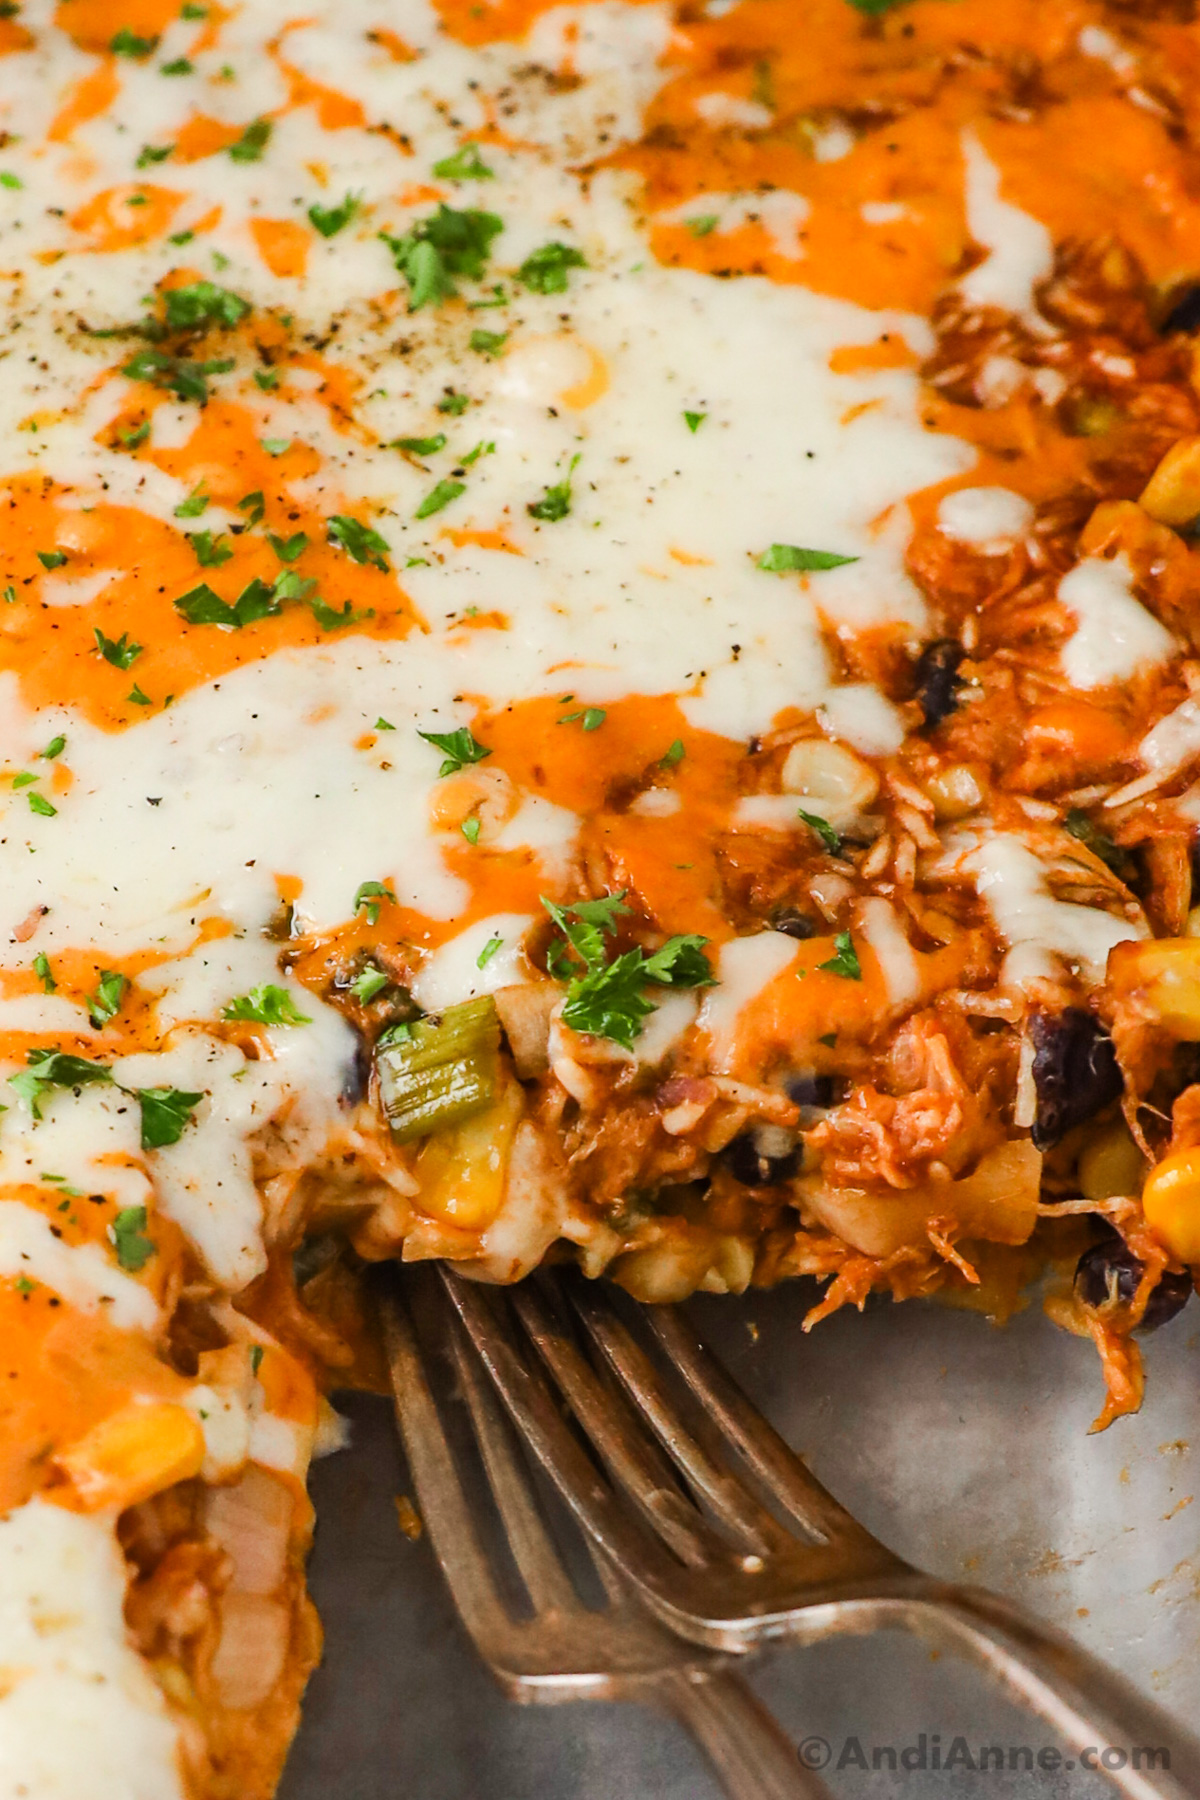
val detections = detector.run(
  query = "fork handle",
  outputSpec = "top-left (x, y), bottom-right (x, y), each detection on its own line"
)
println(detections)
top-left (655, 1666), bottom-right (829, 1800)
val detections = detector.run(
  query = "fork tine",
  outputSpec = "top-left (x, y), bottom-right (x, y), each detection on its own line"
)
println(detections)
top-left (643, 1304), bottom-right (876, 1546)
top-left (445, 1304), bottom-right (582, 1617)
top-left (440, 1268), bottom-right (690, 1593)
top-left (508, 1278), bottom-right (731, 1570)
top-left (378, 1276), bottom-right (514, 1652)
top-left (564, 1276), bottom-right (799, 1558)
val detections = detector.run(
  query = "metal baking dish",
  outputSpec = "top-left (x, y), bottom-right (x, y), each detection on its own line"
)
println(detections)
top-left (281, 1280), bottom-right (1198, 1798)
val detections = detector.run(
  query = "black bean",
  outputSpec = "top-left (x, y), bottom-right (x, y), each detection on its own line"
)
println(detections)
top-left (772, 907), bottom-right (818, 940)
top-left (1161, 284), bottom-right (1200, 336)
top-left (722, 1133), bottom-right (799, 1187)
top-left (784, 1071), bottom-right (835, 1108)
top-left (1074, 1236), bottom-right (1192, 1332)
top-left (914, 638), bottom-right (965, 729)
top-left (1029, 1009), bottom-right (1123, 1149)
top-left (341, 1031), bottom-right (372, 1106)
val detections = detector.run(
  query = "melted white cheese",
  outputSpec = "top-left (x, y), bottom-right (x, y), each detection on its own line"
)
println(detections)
top-left (411, 915), bottom-right (538, 1010)
top-left (699, 933), bottom-right (797, 1071)
top-left (1058, 555), bottom-right (1174, 690)
top-left (937, 486), bottom-right (1033, 548)
top-left (957, 132), bottom-right (1054, 318)
top-left (965, 835), bottom-right (1138, 987)
top-left (0, 1499), bottom-right (184, 1800)
top-left (857, 898), bottom-right (920, 1008)
top-left (1139, 696), bottom-right (1200, 775)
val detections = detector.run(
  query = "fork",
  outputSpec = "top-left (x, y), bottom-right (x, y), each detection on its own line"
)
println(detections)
top-left (379, 1265), bottom-right (827, 1800)
top-left (438, 1262), bottom-right (1200, 1800)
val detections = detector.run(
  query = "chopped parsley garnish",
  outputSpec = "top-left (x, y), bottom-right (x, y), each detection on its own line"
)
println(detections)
top-left (0, 172), bottom-right (22, 190)
top-left (1064, 808), bottom-right (1133, 878)
top-left (14, 1277), bottom-right (35, 1296)
top-left (561, 705), bottom-right (606, 730)
top-left (122, 347), bottom-right (234, 404)
top-left (268, 530), bottom-right (308, 563)
top-left (136, 1086), bottom-right (204, 1150)
top-left (237, 490), bottom-right (264, 527)
top-left (250, 1342), bottom-right (264, 1374)
top-left (517, 241), bottom-right (586, 294)
top-left (797, 808), bottom-right (840, 853)
top-left (469, 328), bottom-right (507, 356)
top-left (9, 1050), bottom-right (113, 1119)
top-left (38, 735), bottom-right (65, 761)
top-left (415, 478), bottom-right (465, 519)
top-left (309, 596), bottom-right (368, 632)
top-left (381, 204), bottom-right (503, 311)
top-left (228, 119), bottom-right (273, 162)
top-left (417, 727), bottom-right (491, 777)
top-left (111, 1205), bottom-right (155, 1272)
top-left (327, 514), bottom-right (390, 570)
top-left (395, 433), bottom-right (446, 457)
top-left (111, 28), bottom-right (159, 56)
top-left (94, 629), bottom-right (142, 668)
top-left (11, 772), bottom-right (35, 788)
top-left (437, 392), bottom-right (469, 415)
top-left (476, 934), bottom-right (503, 969)
top-left (433, 143), bottom-right (494, 181)
top-left (222, 983), bottom-right (311, 1025)
top-left (353, 880), bottom-right (396, 925)
top-left (686, 214), bottom-right (719, 237)
top-left (375, 716), bottom-right (395, 731)
top-left (846, 0), bottom-right (906, 12)
top-left (87, 970), bottom-right (127, 1029)
top-left (461, 816), bottom-right (481, 844)
top-left (542, 891), bottom-right (630, 973)
top-left (163, 280), bottom-right (250, 332)
top-left (758, 543), bottom-right (859, 572)
top-left (136, 143), bottom-right (173, 168)
top-left (684, 410), bottom-right (707, 432)
top-left (33, 953), bottom-right (54, 994)
top-left (461, 439), bottom-right (494, 466)
top-left (174, 485), bottom-right (208, 518)
top-left (661, 739), bottom-right (686, 766)
top-left (27, 792), bottom-right (56, 818)
top-left (161, 56), bottom-right (193, 74)
top-left (36, 550), bottom-right (66, 570)
top-left (187, 529), bottom-right (232, 567)
top-left (544, 903), bottom-right (716, 1048)
top-left (308, 192), bottom-right (360, 237)
top-left (528, 454), bottom-right (579, 522)
top-left (818, 931), bottom-right (862, 980)
top-left (349, 965), bottom-right (390, 1004)
top-left (181, 3), bottom-right (208, 16)
top-left (118, 420), bottom-right (150, 448)
top-left (254, 367), bottom-right (280, 391)
top-left (175, 579), bottom-right (279, 629)
top-left (128, 685), bottom-right (152, 706)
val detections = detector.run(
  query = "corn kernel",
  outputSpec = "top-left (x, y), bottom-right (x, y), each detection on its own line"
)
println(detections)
top-left (55, 1400), bottom-right (206, 1512)
top-left (925, 764), bottom-right (983, 822)
top-left (1078, 1122), bottom-right (1144, 1201)
top-left (1108, 937), bottom-right (1200, 1036)
top-left (1142, 1148), bottom-right (1200, 1263)
top-left (1140, 435), bottom-right (1200, 527)
top-left (780, 738), bottom-right (878, 829)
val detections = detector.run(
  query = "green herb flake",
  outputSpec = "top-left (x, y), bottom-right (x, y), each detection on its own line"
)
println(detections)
top-left (228, 118), bottom-right (272, 162)
top-left (128, 684), bottom-right (152, 706)
top-left (686, 213), bottom-right (719, 237)
top-left (94, 629), bottom-right (142, 669)
top-left (353, 879), bottom-right (397, 926)
top-left (250, 1342), bottom-right (264, 1374)
top-left (349, 965), bottom-right (390, 1005)
top-left (476, 934), bottom-right (503, 970)
top-left (437, 392), bottom-right (469, 415)
top-left (14, 1277), bottom-right (34, 1296)
top-left (758, 543), bottom-right (859, 573)
top-left (33, 953), bottom-right (54, 994)
top-left (0, 173), bottom-right (22, 190)
top-left (375, 717), bottom-right (395, 731)
top-left (36, 550), bottom-right (66, 570)
top-left (87, 970), bottom-right (128, 1029)
top-left (683, 410), bottom-right (707, 432)
top-left (469, 328), bottom-right (507, 356)
top-left (11, 772), bottom-right (35, 788)
top-left (237, 489), bottom-right (264, 527)
top-left (308, 191), bottom-right (360, 237)
top-left (797, 808), bottom-right (840, 853)
top-left (517, 241), bottom-right (586, 295)
top-left (434, 140), bottom-right (495, 179)
top-left (136, 1085), bottom-right (204, 1149)
top-left (163, 279), bottom-right (250, 332)
top-left (460, 816), bottom-right (481, 845)
top-left (417, 727), bottom-right (491, 777)
top-left (160, 55), bottom-right (193, 74)
top-left (9, 1049), bottom-right (113, 1120)
top-left (415, 478), bottom-right (466, 520)
top-left (111, 1205), bottom-right (155, 1272)
top-left (326, 513), bottom-right (390, 570)
top-left (818, 930), bottom-right (862, 980)
top-left (268, 530), bottom-right (308, 563)
top-left (27, 792), bottom-right (56, 818)
top-left (118, 420), bottom-right (151, 448)
top-left (381, 204), bottom-right (503, 311)
top-left (395, 433), bottom-right (446, 457)
top-left (661, 739), bottom-right (686, 767)
top-left (111, 28), bottom-right (159, 56)
top-left (122, 347), bottom-right (234, 405)
top-left (253, 367), bottom-right (280, 392)
top-left (582, 707), bottom-right (606, 731)
top-left (527, 453), bottom-right (579, 523)
top-left (221, 983), bottom-right (311, 1026)
top-left (187, 528), bottom-right (232, 567)
top-left (174, 484), bottom-right (208, 518)
top-left (136, 143), bottom-right (172, 169)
